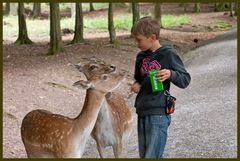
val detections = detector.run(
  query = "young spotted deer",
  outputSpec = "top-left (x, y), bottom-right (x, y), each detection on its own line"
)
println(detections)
top-left (21, 57), bottom-right (126, 158)
top-left (74, 58), bottom-right (133, 158)
top-left (91, 91), bottom-right (133, 158)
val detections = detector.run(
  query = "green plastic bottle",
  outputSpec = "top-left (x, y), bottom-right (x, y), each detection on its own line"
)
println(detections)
top-left (149, 69), bottom-right (164, 92)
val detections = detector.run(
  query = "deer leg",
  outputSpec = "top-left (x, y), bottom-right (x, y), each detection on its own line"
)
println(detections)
top-left (112, 141), bottom-right (123, 158)
top-left (96, 141), bottom-right (104, 158)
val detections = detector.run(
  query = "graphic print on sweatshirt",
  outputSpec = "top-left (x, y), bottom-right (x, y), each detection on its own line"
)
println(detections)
top-left (140, 58), bottom-right (161, 76)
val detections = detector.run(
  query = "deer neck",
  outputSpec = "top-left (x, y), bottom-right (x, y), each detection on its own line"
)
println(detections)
top-left (72, 89), bottom-right (106, 149)
top-left (74, 88), bottom-right (106, 128)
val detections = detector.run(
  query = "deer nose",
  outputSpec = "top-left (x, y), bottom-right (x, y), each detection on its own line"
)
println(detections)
top-left (109, 64), bottom-right (116, 72)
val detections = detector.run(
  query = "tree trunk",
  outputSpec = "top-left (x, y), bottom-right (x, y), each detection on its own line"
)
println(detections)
top-left (90, 3), bottom-right (95, 11)
top-left (33, 3), bottom-right (41, 18)
top-left (15, 3), bottom-right (33, 44)
top-left (194, 3), bottom-right (201, 13)
top-left (214, 3), bottom-right (217, 11)
top-left (154, 3), bottom-right (162, 28)
top-left (215, 3), bottom-right (226, 12)
top-left (10, 3), bottom-right (18, 15)
top-left (71, 3), bottom-right (84, 44)
top-left (5, 3), bottom-right (10, 15)
top-left (229, 3), bottom-right (233, 17)
top-left (108, 3), bottom-right (116, 44)
top-left (71, 3), bottom-right (75, 18)
top-left (234, 3), bottom-right (237, 16)
top-left (132, 3), bottom-right (140, 26)
top-left (183, 3), bottom-right (188, 12)
top-left (49, 3), bottom-right (63, 55)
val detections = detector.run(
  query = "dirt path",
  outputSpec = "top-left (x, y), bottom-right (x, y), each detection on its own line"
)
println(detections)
top-left (165, 30), bottom-right (237, 158)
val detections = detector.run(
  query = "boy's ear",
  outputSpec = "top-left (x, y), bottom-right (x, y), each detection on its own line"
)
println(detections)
top-left (150, 34), bottom-right (157, 41)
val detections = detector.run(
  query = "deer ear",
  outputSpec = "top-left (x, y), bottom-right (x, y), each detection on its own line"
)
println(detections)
top-left (72, 80), bottom-right (94, 89)
top-left (105, 92), bottom-right (113, 99)
top-left (75, 64), bottom-right (83, 72)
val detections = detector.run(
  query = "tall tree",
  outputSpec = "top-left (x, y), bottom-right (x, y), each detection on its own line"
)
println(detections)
top-left (90, 3), bottom-right (95, 11)
top-left (214, 3), bottom-right (218, 11)
top-left (214, 3), bottom-right (227, 12)
top-left (33, 3), bottom-right (41, 18)
top-left (49, 3), bottom-right (63, 55)
top-left (71, 3), bottom-right (84, 44)
top-left (154, 3), bottom-right (162, 28)
top-left (108, 3), bottom-right (116, 44)
top-left (229, 3), bottom-right (234, 17)
top-left (234, 3), bottom-right (237, 16)
top-left (194, 3), bottom-right (201, 13)
top-left (15, 3), bottom-right (33, 44)
top-left (132, 3), bottom-right (140, 26)
top-left (5, 3), bottom-right (10, 15)
top-left (180, 3), bottom-right (188, 12)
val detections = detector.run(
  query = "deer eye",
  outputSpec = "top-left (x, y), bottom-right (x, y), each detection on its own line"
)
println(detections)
top-left (90, 64), bottom-right (98, 70)
top-left (101, 74), bottom-right (108, 80)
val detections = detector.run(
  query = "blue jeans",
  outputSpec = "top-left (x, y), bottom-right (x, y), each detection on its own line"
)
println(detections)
top-left (137, 114), bottom-right (171, 158)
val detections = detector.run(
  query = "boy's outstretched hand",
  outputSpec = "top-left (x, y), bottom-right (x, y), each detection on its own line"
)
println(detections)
top-left (155, 69), bottom-right (171, 82)
top-left (131, 82), bottom-right (141, 93)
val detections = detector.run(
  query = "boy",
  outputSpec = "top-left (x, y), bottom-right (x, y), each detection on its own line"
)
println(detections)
top-left (131, 16), bottom-right (191, 158)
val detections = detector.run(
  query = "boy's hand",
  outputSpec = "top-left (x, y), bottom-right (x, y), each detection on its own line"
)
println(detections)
top-left (131, 82), bottom-right (141, 93)
top-left (155, 69), bottom-right (171, 82)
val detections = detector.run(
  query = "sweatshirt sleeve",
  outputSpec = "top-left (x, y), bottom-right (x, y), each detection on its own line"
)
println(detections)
top-left (134, 54), bottom-right (142, 84)
top-left (169, 51), bottom-right (191, 88)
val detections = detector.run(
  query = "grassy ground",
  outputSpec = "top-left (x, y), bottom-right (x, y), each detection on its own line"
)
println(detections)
top-left (3, 3), bottom-right (234, 38)
top-left (3, 14), bottom-right (191, 37)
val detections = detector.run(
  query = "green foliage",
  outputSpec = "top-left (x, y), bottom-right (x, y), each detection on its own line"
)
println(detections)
top-left (113, 39), bottom-right (120, 47)
top-left (3, 14), bottom-right (191, 38)
top-left (59, 3), bottom-right (71, 12)
top-left (82, 3), bottom-right (108, 11)
top-left (62, 14), bottom-right (133, 32)
top-left (15, 38), bottom-right (33, 44)
top-left (161, 14), bottom-right (191, 28)
top-left (212, 20), bottom-right (232, 30)
top-left (215, 3), bottom-right (229, 12)
top-left (85, 17), bottom-right (108, 31)
top-left (191, 20), bottom-right (233, 31)
top-left (3, 15), bottom-right (50, 37)
top-left (61, 18), bottom-right (75, 30)
top-left (114, 15), bottom-right (132, 30)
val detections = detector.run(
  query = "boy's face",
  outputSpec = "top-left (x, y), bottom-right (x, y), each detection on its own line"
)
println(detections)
top-left (133, 34), bottom-right (155, 51)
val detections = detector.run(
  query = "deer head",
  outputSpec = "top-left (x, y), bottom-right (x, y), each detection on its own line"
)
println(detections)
top-left (73, 57), bottom-right (126, 93)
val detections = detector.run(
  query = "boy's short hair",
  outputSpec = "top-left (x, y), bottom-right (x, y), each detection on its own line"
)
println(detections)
top-left (131, 16), bottom-right (160, 39)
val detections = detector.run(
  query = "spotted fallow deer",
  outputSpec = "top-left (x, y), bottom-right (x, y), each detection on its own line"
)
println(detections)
top-left (91, 91), bottom-right (133, 158)
top-left (78, 63), bottom-right (133, 158)
top-left (20, 57), bottom-right (126, 158)
top-left (74, 58), bottom-right (133, 158)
